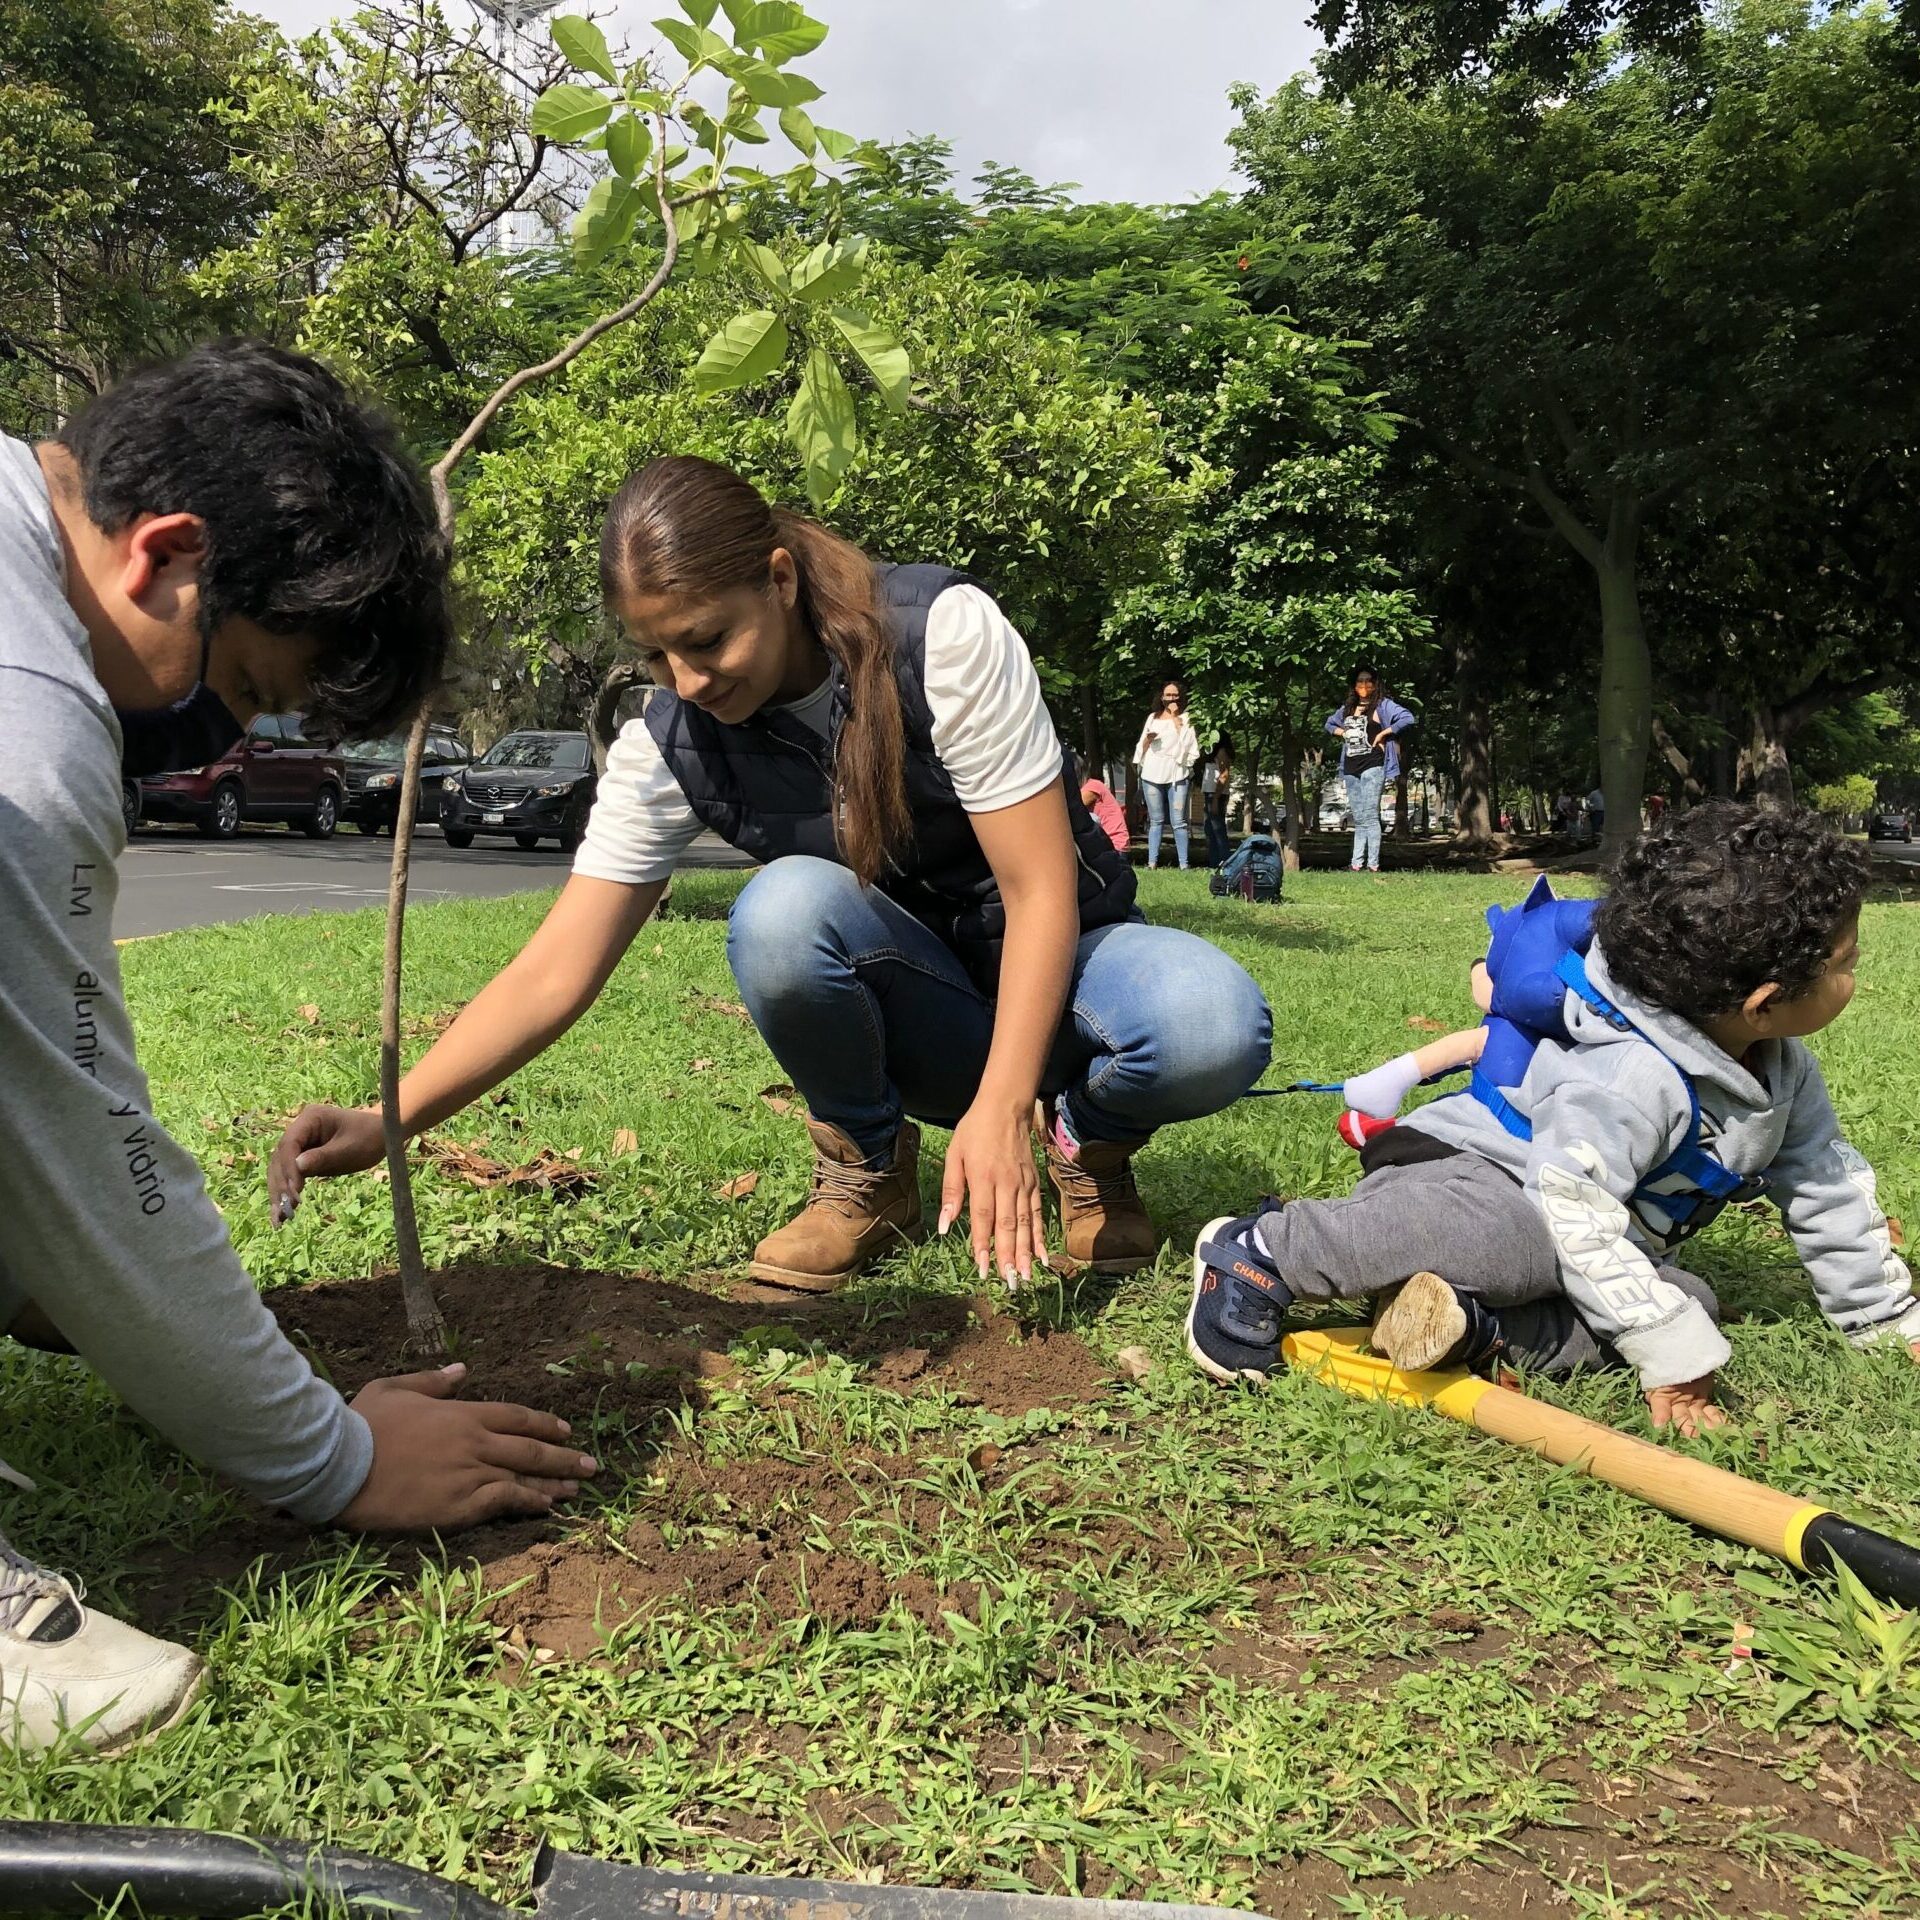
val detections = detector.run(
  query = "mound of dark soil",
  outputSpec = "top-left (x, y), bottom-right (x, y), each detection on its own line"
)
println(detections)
top-left (133, 1262), bottom-right (1111, 1648)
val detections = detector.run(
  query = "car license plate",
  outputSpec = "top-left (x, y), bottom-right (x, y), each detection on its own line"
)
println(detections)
top-left (483, 811), bottom-right (505, 825)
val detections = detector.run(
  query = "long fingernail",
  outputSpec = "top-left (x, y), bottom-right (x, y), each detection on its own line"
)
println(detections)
top-left (442, 1362), bottom-right (466, 1378)
top-left (937, 1211), bottom-right (952, 1235)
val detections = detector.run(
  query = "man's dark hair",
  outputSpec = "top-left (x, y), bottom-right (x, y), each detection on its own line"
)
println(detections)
top-left (58, 339), bottom-right (450, 738)
top-left (1597, 802), bottom-right (1868, 1022)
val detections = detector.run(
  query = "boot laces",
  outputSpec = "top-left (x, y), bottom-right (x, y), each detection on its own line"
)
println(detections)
top-left (1053, 1151), bottom-right (1140, 1210)
top-left (810, 1152), bottom-right (889, 1219)
top-left (0, 1533), bottom-right (78, 1636)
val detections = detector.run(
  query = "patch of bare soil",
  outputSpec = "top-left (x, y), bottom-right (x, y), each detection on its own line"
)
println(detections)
top-left (132, 1263), bottom-right (1106, 1642)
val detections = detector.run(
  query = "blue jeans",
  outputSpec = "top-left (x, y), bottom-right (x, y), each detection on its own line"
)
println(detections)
top-left (727, 857), bottom-right (1272, 1163)
top-left (1345, 766), bottom-right (1386, 870)
top-left (1204, 807), bottom-right (1232, 867)
top-left (1143, 778), bottom-right (1190, 868)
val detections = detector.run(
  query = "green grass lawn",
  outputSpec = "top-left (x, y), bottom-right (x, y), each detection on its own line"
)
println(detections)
top-left (5, 868), bottom-right (1920, 1918)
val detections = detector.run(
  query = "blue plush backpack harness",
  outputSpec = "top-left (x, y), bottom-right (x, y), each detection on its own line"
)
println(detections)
top-left (1462, 879), bottom-right (1762, 1244)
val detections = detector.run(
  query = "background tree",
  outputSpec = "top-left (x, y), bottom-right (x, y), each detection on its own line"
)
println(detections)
top-left (0, 0), bottom-right (269, 431)
top-left (1232, 0), bottom-right (1920, 858)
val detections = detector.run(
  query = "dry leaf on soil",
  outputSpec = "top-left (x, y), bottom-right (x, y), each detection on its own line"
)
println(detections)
top-left (297, 1003), bottom-right (321, 1024)
top-left (689, 1058), bottom-right (716, 1074)
top-left (1405, 1015), bottom-right (1448, 1033)
top-left (760, 1083), bottom-right (799, 1116)
top-left (417, 1135), bottom-right (598, 1198)
top-left (716, 1172), bottom-right (761, 1201)
top-left (611, 1128), bottom-right (639, 1156)
top-left (1114, 1345), bottom-right (1154, 1381)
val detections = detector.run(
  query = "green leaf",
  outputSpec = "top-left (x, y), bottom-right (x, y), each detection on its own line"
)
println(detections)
top-left (779, 105), bottom-right (818, 156)
top-left (814, 124), bottom-right (858, 162)
top-left (740, 1), bottom-right (828, 62)
top-left (788, 234), bottom-right (868, 304)
top-left (731, 60), bottom-right (820, 107)
top-left (571, 173), bottom-right (644, 268)
top-left (694, 309), bottom-right (790, 392)
top-left (725, 106), bottom-right (770, 144)
top-left (653, 16), bottom-right (730, 63)
top-left (605, 114), bottom-right (654, 181)
top-left (551, 15), bottom-right (618, 83)
top-left (787, 347), bottom-right (857, 506)
top-left (530, 83), bottom-right (612, 143)
top-left (677, 0), bottom-right (720, 22)
top-left (716, 0), bottom-right (756, 26)
top-left (827, 305), bottom-right (910, 412)
top-left (745, 242), bottom-right (790, 292)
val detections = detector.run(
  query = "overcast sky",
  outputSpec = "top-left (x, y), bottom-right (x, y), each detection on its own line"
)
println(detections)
top-left (247, 0), bottom-right (1321, 205)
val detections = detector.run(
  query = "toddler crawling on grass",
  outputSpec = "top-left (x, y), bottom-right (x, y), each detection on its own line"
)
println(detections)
top-left (1189, 803), bottom-right (1920, 1431)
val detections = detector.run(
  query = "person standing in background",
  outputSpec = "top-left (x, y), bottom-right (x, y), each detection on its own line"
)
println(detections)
top-left (1325, 665), bottom-right (1415, 874)
top-left (1133, 680), bottom-right (1200, 870)
top-left (1202, 734), bottom-right (1234, 866)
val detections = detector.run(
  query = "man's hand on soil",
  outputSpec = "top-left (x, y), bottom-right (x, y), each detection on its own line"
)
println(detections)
top-left (338, 1364), bottom-right (598, 1531)
top-left (1645, 1374), bottom-right (1729, 1440)
top-left (268, 1103), bottom-right (387, 1222)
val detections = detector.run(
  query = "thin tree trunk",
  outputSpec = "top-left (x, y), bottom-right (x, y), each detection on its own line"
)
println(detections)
top-left (1278, 699), bottom-right (1304, 872)
top-left (1453, 635), bottom-right (1495, 848)
top-left (1594, 540), bottom-right (1650, 864)
top-left (1394, 768), bottom-right (1410, 839)
top-left (1078, 678), bottom-right (1102, 775)
top-left (377, 121), bottom-right (683, 1349)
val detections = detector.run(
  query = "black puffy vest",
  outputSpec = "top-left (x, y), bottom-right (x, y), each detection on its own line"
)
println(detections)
top-left (644, 563), bottom-right (1138, 991)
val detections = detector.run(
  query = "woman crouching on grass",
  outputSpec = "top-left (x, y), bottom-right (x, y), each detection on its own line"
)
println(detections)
top-left (269, 457), bottom-right (1271, 1291)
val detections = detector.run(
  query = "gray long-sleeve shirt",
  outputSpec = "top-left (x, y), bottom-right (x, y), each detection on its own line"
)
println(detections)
top-left (1406, 942), bottom-right (1920, 1389)
top-left (0, 435), bottom-right (371, 1520)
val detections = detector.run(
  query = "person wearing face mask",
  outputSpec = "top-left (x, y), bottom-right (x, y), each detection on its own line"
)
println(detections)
top-left (1132, 680), bottom-right (1201, 870)
top-left (0, 341), bottom-right (595, 1757)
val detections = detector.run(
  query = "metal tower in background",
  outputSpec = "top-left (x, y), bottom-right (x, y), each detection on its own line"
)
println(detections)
top-left (470, 0), bottom-right (567, 253)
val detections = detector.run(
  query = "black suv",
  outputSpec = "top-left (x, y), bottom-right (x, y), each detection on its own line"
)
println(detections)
top-left (340, 728), bottom-right (470, 833)
top-left (440, 730), bottom-right (596, 850)
top-left (1869, 809), bottom-right (1913, 843)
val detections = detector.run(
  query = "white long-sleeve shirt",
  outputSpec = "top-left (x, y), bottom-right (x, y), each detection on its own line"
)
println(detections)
top-left (1134, 713), bottom-right (1199, 785)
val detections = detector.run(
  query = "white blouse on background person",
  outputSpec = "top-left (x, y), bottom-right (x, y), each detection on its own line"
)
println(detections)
top-left (1134, 713), bottom-right (1200, 785)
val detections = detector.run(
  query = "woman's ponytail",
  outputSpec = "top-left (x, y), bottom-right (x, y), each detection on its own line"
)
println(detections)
top-left (770, 508), bottom-right (911, 886)
top-left (602, 455), bottom-right (910, 887)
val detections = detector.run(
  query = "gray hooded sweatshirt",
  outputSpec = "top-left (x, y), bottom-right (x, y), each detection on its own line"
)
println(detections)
top-left (1404, 942), bottom-right (1919, 1390)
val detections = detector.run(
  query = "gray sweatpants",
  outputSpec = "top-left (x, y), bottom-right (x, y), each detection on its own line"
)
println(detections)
top-left (1252, 1150), bottom-right (1720, 1375)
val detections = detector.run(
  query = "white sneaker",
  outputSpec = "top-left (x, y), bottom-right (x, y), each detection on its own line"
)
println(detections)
top-left (1, 1531), bottom-right (205, 1754)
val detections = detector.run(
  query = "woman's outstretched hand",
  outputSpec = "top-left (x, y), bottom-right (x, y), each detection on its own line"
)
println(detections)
top-left (938, 1102), bottom-right (1051, 1289)
top-left (268, 1104), bottom-right (387, 1224)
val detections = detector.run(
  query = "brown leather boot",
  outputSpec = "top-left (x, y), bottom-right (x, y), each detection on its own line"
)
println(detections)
top-left (749, 1119), bottom-right (925, 1293)
top-left (1040, 1105), bottom-right (1160, 1274)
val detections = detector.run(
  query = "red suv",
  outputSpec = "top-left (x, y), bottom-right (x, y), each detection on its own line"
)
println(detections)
top-left (139, 712), bottom-right (347, 839)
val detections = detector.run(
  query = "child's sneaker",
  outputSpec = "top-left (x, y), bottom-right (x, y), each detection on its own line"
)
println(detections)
top-left (1, 1532), bottom-right (204, 1754)
top-left (1187, 1208), bottom-right (1293, 1383)
top-left (1369, 1271), bottom-right (1508, 1373)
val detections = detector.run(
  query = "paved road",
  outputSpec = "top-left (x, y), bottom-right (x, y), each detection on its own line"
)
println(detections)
top-left (116, 823), bottom-right (748, 937)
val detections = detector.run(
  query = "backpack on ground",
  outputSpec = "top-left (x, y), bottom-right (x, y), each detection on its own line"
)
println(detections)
top-left (1209, 833), bottom-right (1283, 903)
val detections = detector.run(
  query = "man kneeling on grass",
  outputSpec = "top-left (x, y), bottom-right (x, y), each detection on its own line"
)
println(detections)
top-left (1187, 803), bottom-right (1920, 1425)
top-left (1, 341), bottom-right (595, 1756)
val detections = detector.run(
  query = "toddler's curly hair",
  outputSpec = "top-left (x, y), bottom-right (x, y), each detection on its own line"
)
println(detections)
top-left (1596, 802), bottom-right (1868, 1023)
